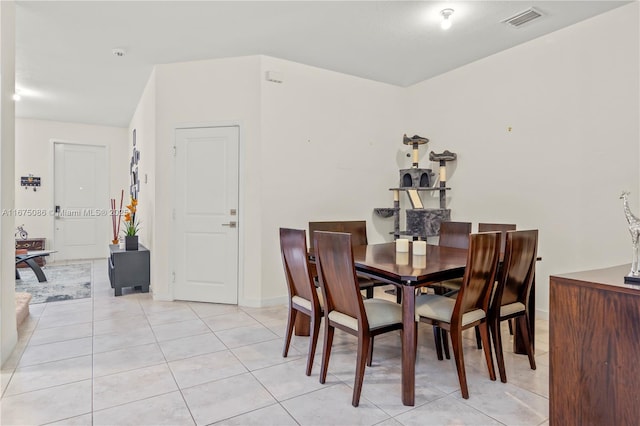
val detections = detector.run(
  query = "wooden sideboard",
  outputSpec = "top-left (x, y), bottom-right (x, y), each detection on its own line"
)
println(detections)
top-left (16, 238), bottom-right (46, 268)
top-left (550, 264), bottom-right (640, 425)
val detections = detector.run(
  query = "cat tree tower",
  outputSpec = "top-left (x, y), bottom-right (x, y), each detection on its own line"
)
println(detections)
top-left (374, 134), bottom-right (457, 240)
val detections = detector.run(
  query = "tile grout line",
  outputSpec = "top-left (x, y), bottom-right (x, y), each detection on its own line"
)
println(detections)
top-left (158, 299), bottom-right (199, 426)
top-left (0, 295), bottom-right (47, 399)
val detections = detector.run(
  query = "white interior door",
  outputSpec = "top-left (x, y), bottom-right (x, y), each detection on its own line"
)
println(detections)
top-left (174, 126), bottom-right (239, 304)
top-left (54, 143), bottom-right (109, 260)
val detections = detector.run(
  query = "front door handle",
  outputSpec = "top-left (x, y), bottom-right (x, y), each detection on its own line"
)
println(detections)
top-left (222, 221), bottom-right (237, 228)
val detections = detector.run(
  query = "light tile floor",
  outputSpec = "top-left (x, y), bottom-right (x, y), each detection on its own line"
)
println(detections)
top-left (1, 259), bottom-right (549, 425)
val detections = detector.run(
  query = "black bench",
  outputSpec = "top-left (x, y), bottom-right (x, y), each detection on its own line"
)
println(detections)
top-left (16, 251), bottom-right (55, 282)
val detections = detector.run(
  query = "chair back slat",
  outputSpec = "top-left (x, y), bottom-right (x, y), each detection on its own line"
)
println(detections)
top-left (439, 221), bottom-right (472, 250)
top-left (495, 230), bottom-right (539, 309)
top-left (280, 228), bottom-right (317, 305)
top-left (454, 232), bottom-right (500, 319)
top-left (313, 231), bottom-right (366, 326)
top-left (309, 221), bottom-right (368, 246)
top-left (478, 223), bottom-right (516, 257)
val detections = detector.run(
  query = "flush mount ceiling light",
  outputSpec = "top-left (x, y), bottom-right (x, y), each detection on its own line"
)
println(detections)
top-left (112, 48), bottom-right (126, 57)
top-left (12, 93), bottom-right (21, 101)
top-left (440, 8), bottom-right (454, 30)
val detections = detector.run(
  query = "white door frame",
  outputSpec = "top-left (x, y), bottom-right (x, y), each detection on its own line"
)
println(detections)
top-left (50, 139), bottom-right (110, 262)
top-left (170, 121), bottom-right (245, 304)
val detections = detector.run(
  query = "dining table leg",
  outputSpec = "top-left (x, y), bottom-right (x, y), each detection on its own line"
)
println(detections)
top-left (401, 284), bottom-right (415, 406)
top-left (294, 315), bottom-right (310, 336)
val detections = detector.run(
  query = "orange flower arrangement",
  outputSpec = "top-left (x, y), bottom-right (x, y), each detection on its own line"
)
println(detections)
top-left (123, 197), bottom-right (140, 236)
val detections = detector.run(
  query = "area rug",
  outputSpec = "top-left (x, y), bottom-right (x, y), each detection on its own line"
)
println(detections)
top-left (15, 263), bottom-right (92, 304)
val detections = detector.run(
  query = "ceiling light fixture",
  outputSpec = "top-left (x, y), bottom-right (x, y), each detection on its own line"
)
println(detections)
top-left (12, 93), bottom-right (21, 101)
top-left (112, 48), bottom-right (126, 57)
top-left (440, 8), bottom-right (454, 30)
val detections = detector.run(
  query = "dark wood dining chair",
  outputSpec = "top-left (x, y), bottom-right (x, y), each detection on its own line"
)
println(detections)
top-left (479, 223), bottom-right (518, 338)
top-left (478, 223), bottom-right (517, 257)
top-left (313, 230), bottom-right (404, 407)
top-left (489, 229), bottom-right (538, 383)
top-left (416, 231), bottom-right (500, 399)
top-left (438, 223), bottom-right (517, 355)
top-left (431, 221), bottom-right (472, 358)
top-left (431, 221), bottom-right (472, 294)
top-left (309, 220), bottom-right (393, 301)
top-left (439, 221), bottom-right (472, 249)
top-left (280, 228), bottom-right (323, 376)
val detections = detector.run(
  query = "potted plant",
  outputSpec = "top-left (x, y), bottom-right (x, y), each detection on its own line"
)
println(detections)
top-left (123, 197), bottom-right (140, 250)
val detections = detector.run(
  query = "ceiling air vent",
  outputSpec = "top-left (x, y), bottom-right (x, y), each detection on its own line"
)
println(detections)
top-left (502, 8), bottom-right (543, 28)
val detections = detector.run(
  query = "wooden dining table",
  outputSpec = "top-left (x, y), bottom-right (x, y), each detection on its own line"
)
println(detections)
top-left (304, 241), bottom-right (537, 406)
top-left (351, 242), bottom-right (468, 406)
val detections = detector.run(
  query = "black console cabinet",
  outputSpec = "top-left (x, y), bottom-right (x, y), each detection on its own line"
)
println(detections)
top-left (108, 244), bottom-right (150, 296)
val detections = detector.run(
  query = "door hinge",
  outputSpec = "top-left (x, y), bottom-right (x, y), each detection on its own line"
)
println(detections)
top-left (173, 146), bottom-right (177, 157)
top-left (172, 272), bottom-right (176, 283)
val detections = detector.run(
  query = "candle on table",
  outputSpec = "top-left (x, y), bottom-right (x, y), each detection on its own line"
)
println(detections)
top-left (413, 240), bottom-right (427, 255)
top-left (396, 238), bottom-right (409, 252)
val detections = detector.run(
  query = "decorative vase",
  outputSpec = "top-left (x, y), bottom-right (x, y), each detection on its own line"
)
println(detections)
top-left (125, 235), bottom-right (138, 251)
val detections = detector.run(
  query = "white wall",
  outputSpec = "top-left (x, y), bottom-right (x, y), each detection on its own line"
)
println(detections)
top-left (151, 56), bottom-right (262, 302)
top-left (128, 70), bottom-right (156, 256)
top-left (137, 55), bottom-right (406, 305)
top-left (259, 56), bottom-right (406, 301)
top-left (0, 0), bottom-right (16, 367)
top-left (14, 119), bottom-right (129, 249)
top-left (405, 3), bottom-right (640, 317)
top-left (130, 3), bottom-right (639, 311)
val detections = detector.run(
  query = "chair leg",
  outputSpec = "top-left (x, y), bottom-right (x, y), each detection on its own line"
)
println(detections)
top-left (450, 327), bottom-right (469, 399)
top-left (352, 334), bottom-right (371, 407)
top-left (508, 318), bottom-right (514, 335)
top-left (367, 336), bottom-right (374, 367)
top-left (365, 287), bottom-right (374, 299)
top-left (442, 329), bottom-right (451, 360)
top-left (517, 315), bottom-right (537, 371)
top-left (414, 323), bottom-right (418, 359)
top-left (320, 323), bottom-right (334, 384)
top-left (474, 326), bottom-right (482, 350)
top-left (479, 322), bottom-right (496, 381)
top-left (396, 288), bottom-right (402, 304)
top-left (282, 307), bottom-right (297, 358)
top-left (306, 313), bottom-right (321, 376)
top-left (433, 326), bottom-right (443, 360)
top-left (491, 318), bottom-right (507, 383)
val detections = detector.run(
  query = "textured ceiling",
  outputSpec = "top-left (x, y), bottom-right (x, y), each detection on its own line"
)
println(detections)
top-left (15, 1), bottom-right (631, 127)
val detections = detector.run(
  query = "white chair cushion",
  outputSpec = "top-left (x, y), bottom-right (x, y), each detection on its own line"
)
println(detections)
top-left (328, 298), bottom-right (402, 331)
top-left (500, 302), bottom-right (525, 317)
top-left (415, 294), bottom-right (485, 326)
top-left (436, 278), bottom-right (463, 291)
top-left (292, 287), bottom-right (324, 311)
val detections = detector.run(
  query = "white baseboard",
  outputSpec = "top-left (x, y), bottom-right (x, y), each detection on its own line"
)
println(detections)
top-left (151, 291), bottom-right (173, 302)
top-left (151, 291), bottom-right (287, 308)
top-left (535, 308), bottom-right (549, 321)
top-left (239, 295), bottom-right (288, 308)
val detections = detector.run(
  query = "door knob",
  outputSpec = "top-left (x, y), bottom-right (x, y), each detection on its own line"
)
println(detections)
top-left (222, 221), bottom-right (237, 228)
